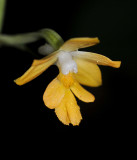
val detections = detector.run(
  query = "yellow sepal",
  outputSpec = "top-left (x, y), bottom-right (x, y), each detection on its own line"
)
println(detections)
top-left (59, 37), bottom-right (100, 51)
top-left (74, 51), bottom-right (121, 68)
top-left (14, 51), bottom-right (58, 85)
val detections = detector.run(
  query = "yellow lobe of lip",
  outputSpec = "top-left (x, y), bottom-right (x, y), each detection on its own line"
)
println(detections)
top-left (57, 72), bottom-right (75, 88)
top-left (43, 77), bottom-right (66, 109)
top-left (55, 89), bottom-right (82, 126)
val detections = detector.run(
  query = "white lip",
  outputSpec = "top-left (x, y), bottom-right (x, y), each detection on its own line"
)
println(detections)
top-left (57, 51), bottom-right (78, 75)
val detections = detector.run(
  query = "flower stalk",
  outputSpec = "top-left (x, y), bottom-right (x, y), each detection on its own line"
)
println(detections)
top-left (0, 29), bottom-right (64, 57)
top-left (14, 37), bottom-right (121, 125)
top-left (0, 0), bottom-right (64, 53)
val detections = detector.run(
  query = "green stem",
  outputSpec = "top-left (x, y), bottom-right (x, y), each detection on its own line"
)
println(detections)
top-left (0, 32), bottom-right (41, 46)
top-left (0, 28), bottom-right (64, 58)
top-left (0, 29), bottom-right (64, 49)
top-left (0, 0), bottom-right (6, 33)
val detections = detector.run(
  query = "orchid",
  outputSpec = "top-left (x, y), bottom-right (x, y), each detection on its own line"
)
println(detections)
top-left (14, 37), bottom-right (121, 126)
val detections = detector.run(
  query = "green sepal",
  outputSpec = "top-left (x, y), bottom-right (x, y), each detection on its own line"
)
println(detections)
top-left (39, 28), bottom-right (64, 50)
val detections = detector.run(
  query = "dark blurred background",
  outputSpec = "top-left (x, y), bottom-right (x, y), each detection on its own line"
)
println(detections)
top-left (1, 0), bottom-right (137, 142)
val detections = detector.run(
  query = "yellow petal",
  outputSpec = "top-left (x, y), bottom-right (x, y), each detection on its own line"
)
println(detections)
top-left (70, 81), bottom-right (95, 102)
top-left (55, 94), bottom-right (70, 125)
top-left (74, 58), bottom-right (102, 87)
top-left (59, 37), bottom-right (100, 51)
top-left (43, 78), bottom-right (66, 109)
top-left (74, 51), bottom-right (121, 68)
top-left (14, 51), bottom-right (59, 85)
top-left (66, 90), bottom-right (82, 126)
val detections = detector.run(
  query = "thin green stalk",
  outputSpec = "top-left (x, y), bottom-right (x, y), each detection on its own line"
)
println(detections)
top-left (0, 0), bottom-right (6, 33)
top-left (0, 28), bottom-right (64, 58)
top-left (0, 32), bottom-right (41, 46)
top-left (0, 29), bottom-right (64, 50)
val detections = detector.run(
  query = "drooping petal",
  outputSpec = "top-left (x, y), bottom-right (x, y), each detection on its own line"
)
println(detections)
top-left (70, 81), bottom-right (95, 102)
top-left (73, 58), bottom-right (102, 87)
top-left (74, 51), bottom-right (121, 68)
top-left (59, 37), bottom-right (100, 52)
top-left (66, 90), bottom-right (82, 126)
top-left (55, 93), bottom-right (70, 125)
top-left (14, 51), bottom-right (59, 85)
top-left (43, 77), bottom-right (66, 109)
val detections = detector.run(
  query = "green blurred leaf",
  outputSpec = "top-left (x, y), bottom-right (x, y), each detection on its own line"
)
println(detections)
top-left (0, 0), bottom-right (6, 33)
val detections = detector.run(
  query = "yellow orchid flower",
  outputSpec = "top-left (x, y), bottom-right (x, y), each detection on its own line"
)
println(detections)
top-left (14, 37), bottom-right (121, 126)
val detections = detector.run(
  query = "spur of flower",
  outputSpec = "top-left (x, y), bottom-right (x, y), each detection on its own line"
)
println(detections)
top-left (14, 37), bottom-right (121, 126)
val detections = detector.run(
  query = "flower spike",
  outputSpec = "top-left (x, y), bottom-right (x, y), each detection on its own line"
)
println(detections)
top-left (14, 36), bottom-right (121, 126)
